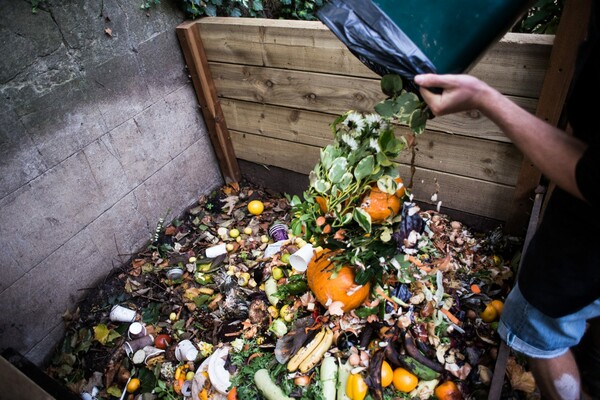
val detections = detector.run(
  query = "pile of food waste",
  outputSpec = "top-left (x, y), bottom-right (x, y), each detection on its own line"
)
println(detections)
top-left (46, 181), bottom-right (536, 400)
top-left (47, 76), bottom-right (536, 399)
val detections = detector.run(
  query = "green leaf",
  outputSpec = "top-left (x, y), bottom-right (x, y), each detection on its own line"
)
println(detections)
top-left (376, 151), bottom-right (393, 167)
top-left (93, 324), bottom-right (110, 345)
top-left (337, 172), bottom-right (354, 190)
top-left (328, 157), bottom-right (348, 183)
top-left (354, 267), bottom-right (374, 286)
top-left (376, 175), bottom-right (396, 194)
top-left (380, 74), bottom-right (403, 97)
top-left (409, 108), bottom-right (429, 135)
top-left (353, 208), bottom-right (372, 233)
top-left (313, 179), bottom-right (331, 194)
top-left (229, 8), bottom-right (242, 17)
top-left (374, 99), bottom-right (398, 117)
top-left (107, 385), bottom-right (122, 397)
top-left (353, 155), bottom-right (375, 181)
top-left (172, 320), bottom-right (185, 331)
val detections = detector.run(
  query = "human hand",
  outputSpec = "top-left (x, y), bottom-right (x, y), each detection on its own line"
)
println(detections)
top-left (414, 74), bottom-right (493, 117)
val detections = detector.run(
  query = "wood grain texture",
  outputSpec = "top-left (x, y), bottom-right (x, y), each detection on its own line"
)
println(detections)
top-left (179, 17), bottom-right (561, 225)
top-left (222, 99), bottom-right (523, 185)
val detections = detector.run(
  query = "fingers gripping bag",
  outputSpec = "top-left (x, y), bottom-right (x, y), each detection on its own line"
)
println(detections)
top-left (317, 0), bottom-right (531, 93)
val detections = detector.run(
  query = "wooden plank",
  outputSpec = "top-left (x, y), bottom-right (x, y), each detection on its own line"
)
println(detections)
top-left (220, 98), bottom-right (335, 149)
top-left (222, 99), bottom-right (523, 186)
top-left (197, 18), bottom-right (552, 98)
top-left (469, 33), bottom-right (553, 98)
top-left (211, 63), bottom-right (538, 142)
top-left (505, 0), bottom-right (592, 234)
top-left (197, 18), bottom-right (376, 78)
top-left (397, 130), bottom-right (523, 186)
top-left (176, 21), bottom-right (241, 183)
top-left (231, 131), bottom-right (515, 220)
top-left (210, 62), bottom-right (383, 115)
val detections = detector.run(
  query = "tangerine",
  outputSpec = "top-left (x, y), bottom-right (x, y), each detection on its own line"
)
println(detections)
top-left (126, 378), bottom-right (141, 393)
top-left (490, 299), bottom-right (504, 315)
top-left (434, 380), bottom-right (462, 400)
top-left (392, 367), bottom-right (418, 392)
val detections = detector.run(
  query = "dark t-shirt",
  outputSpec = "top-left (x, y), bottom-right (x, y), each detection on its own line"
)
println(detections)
top-left (518, 4), bottom-right (600, 318)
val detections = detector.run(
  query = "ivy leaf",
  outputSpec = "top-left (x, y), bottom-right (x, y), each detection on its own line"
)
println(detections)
top-left (354, 155), bottom-right (375, 181)
top-left (313, 179), bottom-right (331, 194)
top-left (337, 172), bottom-right (354, 190)
top-left (328, 157), bottom-right (348, 183)
top-left (374, 99), bottom-right (398, 117)
top-left (380, 74), bottom-right (403, 97)
top-left (353, 208), bottom-right (372, 233)
top-left (409, 108), bottom-right (429, 135)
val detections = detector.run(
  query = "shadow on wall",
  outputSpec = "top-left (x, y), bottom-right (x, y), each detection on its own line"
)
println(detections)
top-left (0, 0), bottom-right (222, 366)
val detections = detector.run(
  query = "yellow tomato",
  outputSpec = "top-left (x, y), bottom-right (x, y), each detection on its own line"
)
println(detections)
top-left (480, 303), bottom-right (499, 323)
top-left (229, 228), bottom-right (240, 238)
top-left (248, 200), bottom-right (264, 215)
top-left (346, 373), bottom-right (368, 400)
top-left (392, 367), bottom-right (418, 392)
top-left (381, 361), bottom-right (394, 388)
top-left (126, 378), bottom-right (141, 393)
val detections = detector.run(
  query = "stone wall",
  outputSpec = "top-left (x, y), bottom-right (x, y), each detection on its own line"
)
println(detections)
top-left (0, 0), bottom-right (222, 366)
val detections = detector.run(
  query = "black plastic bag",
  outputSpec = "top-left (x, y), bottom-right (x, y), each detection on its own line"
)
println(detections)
top-left (317, 0), bottom-right (436, 93)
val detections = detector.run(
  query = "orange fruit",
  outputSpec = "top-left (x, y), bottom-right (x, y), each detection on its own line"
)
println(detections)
top-left (490, 299), bottom-right (504, 315)
top-left (392, 367), bottom-right (418, 392)
top-left (126, 378), bottom-right (141, 393)
top-left (381, 361), bottom-right (393, 388)
top-left (480, 303), bottom-right (498, 323)
top-left (434, 380), bottom-right (462, 400)
top-left (247, 200), bottom-right (264, 215)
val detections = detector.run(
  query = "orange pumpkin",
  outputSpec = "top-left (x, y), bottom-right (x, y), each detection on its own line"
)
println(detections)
top-left (306, 250), bottom-right (371, 311)
top-left (360, 178), bottom-right (405, 224)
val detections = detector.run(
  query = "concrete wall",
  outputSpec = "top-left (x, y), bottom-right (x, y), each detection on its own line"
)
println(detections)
top-left (0, 0), bottom-right (223, 366)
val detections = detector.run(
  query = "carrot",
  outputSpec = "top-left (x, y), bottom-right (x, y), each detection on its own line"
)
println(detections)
top-left (227, 386), bottom-right (238, 400)
top-left (375, 286), bottom-right (398, 311)
top-left (470, 284), bottom-right (481, 294)
top-left (440, 308), bottom-right (461, 325)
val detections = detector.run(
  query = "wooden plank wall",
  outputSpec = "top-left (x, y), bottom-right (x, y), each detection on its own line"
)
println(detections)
top-left (186, 17), bottom-right (554, 226)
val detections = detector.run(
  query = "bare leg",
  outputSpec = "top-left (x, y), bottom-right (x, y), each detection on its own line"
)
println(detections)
top-left (528, 350), bottom-right (581, 400)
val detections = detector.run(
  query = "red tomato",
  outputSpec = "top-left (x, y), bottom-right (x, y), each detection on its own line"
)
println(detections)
top-left (154, 334), bottom-right (172, 349)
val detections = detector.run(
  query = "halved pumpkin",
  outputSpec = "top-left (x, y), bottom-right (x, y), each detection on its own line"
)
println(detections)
top-left (360, 177), bottom-right (405, 224)
top-left (306, 250), bottom-right (371, 311)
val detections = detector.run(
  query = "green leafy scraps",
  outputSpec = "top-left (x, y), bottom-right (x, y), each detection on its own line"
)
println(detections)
top-left (93, 323), bottom-right (121, 345)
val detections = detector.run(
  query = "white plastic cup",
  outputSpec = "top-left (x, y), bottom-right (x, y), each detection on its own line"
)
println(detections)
top-left (289, 244), bottom-right (315, 272)
top-left (205, 243), bottom-right (227, 258)
top-left (128, 322), bottom-right (147, 339)
top-left (175, 339), bottom-right (199, 362)
top-left (110, 305), bottom-right (137, 323)
top-left (124, 335), bottom-right (154, 357)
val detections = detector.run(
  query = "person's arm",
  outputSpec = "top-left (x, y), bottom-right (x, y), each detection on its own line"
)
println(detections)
top-left (414, 73), bottom-right (588, 201)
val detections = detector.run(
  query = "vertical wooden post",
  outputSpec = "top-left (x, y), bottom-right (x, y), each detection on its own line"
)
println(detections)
top-left (505, 0), bottom-right (591, 234)
top-left (176, 21), bottom-right (241, 184)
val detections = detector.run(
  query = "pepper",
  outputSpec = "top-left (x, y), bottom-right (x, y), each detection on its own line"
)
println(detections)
top-left (346, 373), bottom-right (368, 400)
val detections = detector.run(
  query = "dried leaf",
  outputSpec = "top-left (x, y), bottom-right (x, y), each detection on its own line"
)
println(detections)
top-left (506, 357), bottom-right (536, 393)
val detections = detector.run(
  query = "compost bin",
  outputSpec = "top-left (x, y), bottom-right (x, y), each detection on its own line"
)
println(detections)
top-left (33, 1), bottom-right (592, 399)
